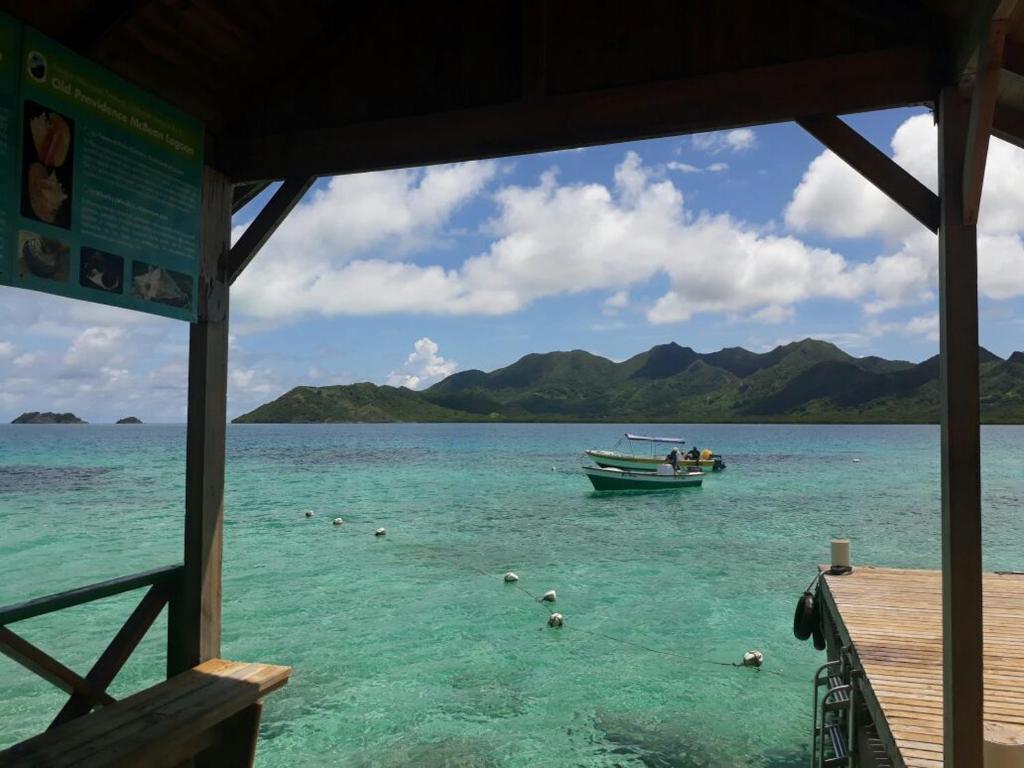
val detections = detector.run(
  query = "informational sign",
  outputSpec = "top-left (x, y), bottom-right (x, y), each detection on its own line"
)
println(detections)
top-left (0, 14), bottom-right (203, 321)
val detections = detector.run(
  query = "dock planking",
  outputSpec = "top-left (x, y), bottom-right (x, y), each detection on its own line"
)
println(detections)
top-left (819, 566), bottom-right (1024, 768)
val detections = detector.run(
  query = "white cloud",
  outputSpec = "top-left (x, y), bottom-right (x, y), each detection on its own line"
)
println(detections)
top-left (603, 290), bottom-right (630, 315)
top-left (865, 312), bottom-right (939, 342)
top-left (692, 128), bottom-right (757, 154)
top-left (667, 161), bottom-right (729, 174)
top-left (749, 305), bottom-right (795, 324)
top-left (226, 151), bottom-right (895, 326)
top-left (13, 352), bottom-right (42, 369)
top-left (232, 161), bottom-right (497, 320)
top-left (0, 341), bottom-right (13, 357)
top-left (785, 113), bottom-right (1024, 313)
top-left (386, 337), bottom-right (457, 390)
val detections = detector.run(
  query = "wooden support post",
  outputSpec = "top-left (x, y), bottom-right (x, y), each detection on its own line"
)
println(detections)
top-left (938, 85), bottom-right (984, 768)
top-left (963, 20), bottom-right (1006, 224)
top-left (797, 114), bottom-right (940, 232)
top-left (169, 167), bottom-right (233, 676)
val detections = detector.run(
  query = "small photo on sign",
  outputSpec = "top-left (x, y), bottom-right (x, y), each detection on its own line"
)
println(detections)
top-left (18, 230), bottom-right (70, 282)
top-left (21, 100), bottom-right (74, 230)
top-left (132, 262), bottom-right (193, 311)
top-left (79, 247), bottom-right (124, 294)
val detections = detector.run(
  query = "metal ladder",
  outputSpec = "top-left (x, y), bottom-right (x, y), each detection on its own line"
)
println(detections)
top-left (812, 653), bottom-right (855, 768)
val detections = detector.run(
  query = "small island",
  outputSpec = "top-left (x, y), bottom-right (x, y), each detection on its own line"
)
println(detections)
top-left (12, 411), bottom-right (86, 424)
top-left (116, 416), bottom-right (143, 424)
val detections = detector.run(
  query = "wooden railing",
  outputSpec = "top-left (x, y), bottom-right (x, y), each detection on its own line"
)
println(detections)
top-left (0, 564), bottom-right (183, 730)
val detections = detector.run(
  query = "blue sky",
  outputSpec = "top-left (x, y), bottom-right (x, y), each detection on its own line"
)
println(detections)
top-left (3, 106), bottom-right (1024, 422)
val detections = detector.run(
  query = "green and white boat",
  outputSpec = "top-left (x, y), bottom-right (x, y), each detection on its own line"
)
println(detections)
top-left (585, 434), bottom-right (726, 473)
top-left (583, 465), bottom-right (704, 491)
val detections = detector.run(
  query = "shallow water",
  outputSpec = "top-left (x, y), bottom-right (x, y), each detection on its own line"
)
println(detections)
top-left (1, 423), bottom-right (1022, 766)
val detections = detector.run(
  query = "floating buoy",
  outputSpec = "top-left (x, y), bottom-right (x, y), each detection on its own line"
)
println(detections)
top-left (304, 510), bottom-right (314, 518)
top-left (374, 527), bottom-right (387, 537)
top-left (332, 517), bottom-right (343, 526)
top-left (742, 650), bottom-right (764, 668)
top-left (548, 612), bottom-right (564, 628)
top-left (541, 590), bottom-right (557, 602)
top-left (852, 458), bottom-right (861, 463)
top-left (552, 465), bottom-right (557, 471)
top-left (504, 572), bottom-right (519, 583)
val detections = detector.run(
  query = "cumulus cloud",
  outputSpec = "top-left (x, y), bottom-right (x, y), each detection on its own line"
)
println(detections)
top-left (785, 113), bottom-right (1024, 311)
top-left (386, 338), bottom-right (457, 389)
top-left (232, 161), bottom-right (496, 319)
top-left (667, 160), bottom-right (729, 174)
top-left (692, 128), bottom-right (757, 154)
top-left (226, 150), bottom-right (947, 328)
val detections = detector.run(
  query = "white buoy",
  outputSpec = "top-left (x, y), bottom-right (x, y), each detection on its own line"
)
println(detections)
top-left (504, 572), bottom-right (519, 583)
top-left (552, 465), bottom-right (557, 471)
top-left (304, 510), bottom-right (314, 518)
top-left (852, 458), bottom-right (861, 463)
top-left (548, 612), bottom-right (564, 628)
top-left (742, 650), bottom-right (764, 668)
top-left (332, 517), bottom-right (343, 526)
top-left (541, 590), bottom-right (557, 602)
top-left (374, 527), bottom-right (387, 537)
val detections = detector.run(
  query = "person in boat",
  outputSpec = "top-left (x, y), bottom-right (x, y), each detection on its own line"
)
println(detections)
top-left (685, 446), bottom-right (701, 463)
top-left (666, 448), bottom-right (681, 471)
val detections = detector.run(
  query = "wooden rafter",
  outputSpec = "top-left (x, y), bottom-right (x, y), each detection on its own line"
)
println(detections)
top-left (225, 177), bottom-right (314, 286)
top-left (962, 19), bottom-right (1007, 224)
top-left (49, 584), bottom-right (169, 728)
top-left (796, 114), bottom-right (940, 233)
top-left (226, 46), bottom-right (938, 181)
top-left (0, 627), bottom-right (116, 706)
top-left (231, 182), bottom-right (271, 215)
top-left (519, 0), bottom-right (548, 101)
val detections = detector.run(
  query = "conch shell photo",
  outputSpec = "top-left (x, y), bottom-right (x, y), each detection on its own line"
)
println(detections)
top-left (30, 111), bottom-right (71, 167)
top-left (27, 162), bottom-right (67, 223)
top-left (133, 264), bottom-right (192, 310)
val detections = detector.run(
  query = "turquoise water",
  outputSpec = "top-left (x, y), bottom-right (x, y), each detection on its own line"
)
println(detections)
top-left (2, 423), bottom-right (1023, 766)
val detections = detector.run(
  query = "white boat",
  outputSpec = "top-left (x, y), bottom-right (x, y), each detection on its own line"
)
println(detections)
top-left (585, 433), bottom-right (726, 472)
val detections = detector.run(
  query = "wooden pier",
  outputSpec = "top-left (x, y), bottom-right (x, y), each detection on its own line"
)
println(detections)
top-left (818, 566), bottom-right (1024, 768)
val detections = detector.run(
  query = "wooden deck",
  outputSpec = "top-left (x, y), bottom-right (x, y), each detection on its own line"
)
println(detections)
top-left (819, 566), bottom-right (1024, 768)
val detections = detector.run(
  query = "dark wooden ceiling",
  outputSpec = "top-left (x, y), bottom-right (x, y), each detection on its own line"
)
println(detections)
top-left (2, 0), bottom-right (1014, 181)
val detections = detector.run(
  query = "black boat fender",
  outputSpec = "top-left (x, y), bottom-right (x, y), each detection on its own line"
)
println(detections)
top-left (811, 592), bottom-right (827, 650)
top-left (793, 591), bottom-right (816, 640)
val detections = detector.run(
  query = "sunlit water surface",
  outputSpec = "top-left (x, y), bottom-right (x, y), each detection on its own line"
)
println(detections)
top-left (2, 423), bottom-right (1022, 767)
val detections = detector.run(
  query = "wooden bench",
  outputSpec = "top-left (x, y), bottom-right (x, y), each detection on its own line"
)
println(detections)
top-left (0, 659), bottom-right (291, 768)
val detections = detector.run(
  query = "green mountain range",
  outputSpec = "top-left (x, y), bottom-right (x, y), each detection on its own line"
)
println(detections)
top-left (233, 339), bottom-right (1024, 424)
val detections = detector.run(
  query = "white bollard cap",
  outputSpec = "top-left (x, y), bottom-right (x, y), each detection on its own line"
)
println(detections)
top-left (985, 722), bottom-right (1024, 768)
top-left (831, 539), bottom-right (851, 569)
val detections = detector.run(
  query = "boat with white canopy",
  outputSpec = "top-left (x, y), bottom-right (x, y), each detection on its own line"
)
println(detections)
top-left (585, 433), bottom-right (726, 472)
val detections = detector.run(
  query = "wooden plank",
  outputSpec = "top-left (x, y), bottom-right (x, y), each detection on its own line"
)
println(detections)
top-left (226, 176), bottom-right (314, 285)
top-left (0, 627), bottom-right (115, 706)
top-left (963, 19), bottom-right (1007, 224)
top-left (0, 659), bottom-right (290, 767)
top-left (169, 167), bottom-right (232, 676)
top-left (818, 567), bottom-right (1024, 768)
top-left (796, 114), bottom-right (940, 232)
top-left (50, 583), bottom-right (169, 728)
top-left (225, 46), bottom-right (939, 181)
top-left (938, 85), bottom-right (984, 768)
top-left (0, 565), bottom-right (181, 626)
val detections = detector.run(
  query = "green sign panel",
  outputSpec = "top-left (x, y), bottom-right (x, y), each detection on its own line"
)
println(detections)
top-left (0, 15), bottom-right (203, 321)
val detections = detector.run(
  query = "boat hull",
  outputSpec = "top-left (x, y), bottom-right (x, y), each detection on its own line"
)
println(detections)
top-left (585, 449), bottom-right (722, 472)
top-left (583, 466), bottom-right (704, 491)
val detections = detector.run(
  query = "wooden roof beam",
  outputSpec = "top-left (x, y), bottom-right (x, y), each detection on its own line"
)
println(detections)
top-left (231, 182), bottom-right (271, 214)
top-left (962, 19), bottom-right (1007, 224)
top-left (796, 114), bottom-right (940, 233)
top-left (993, 102), bottom-right (1024, 149)
top-left (225, 177), bottom-right (315, 286)
top-left (225, 46), bottom-right (939, 182)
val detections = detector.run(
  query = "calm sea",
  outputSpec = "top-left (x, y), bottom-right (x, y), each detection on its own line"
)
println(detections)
top-left (1, 423), bottom-right (1022, 766)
